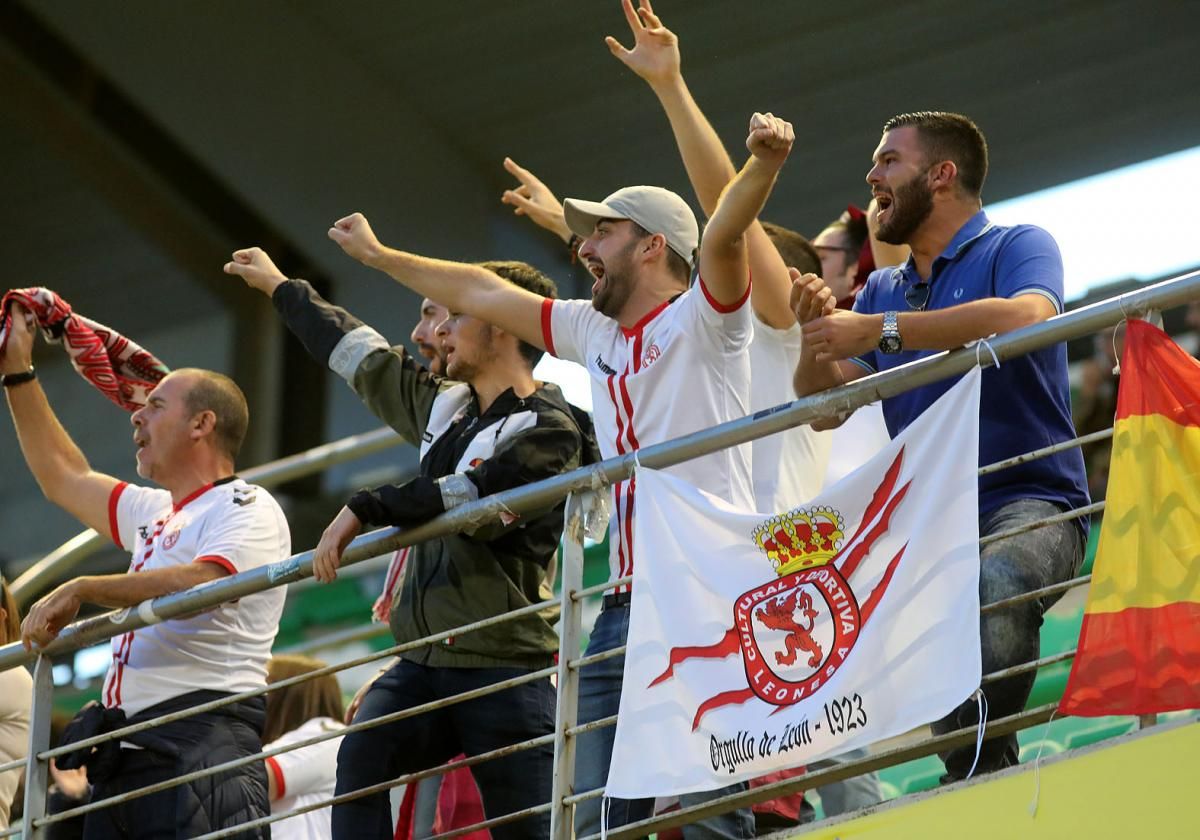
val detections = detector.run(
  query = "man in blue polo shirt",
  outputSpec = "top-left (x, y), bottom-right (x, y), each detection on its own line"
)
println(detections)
top-left (791, 111), bottom-right (1089, 780)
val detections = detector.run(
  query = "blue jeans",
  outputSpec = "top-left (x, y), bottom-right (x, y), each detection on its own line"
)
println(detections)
top-left (333, 660), bottom-right (555, 840)
top-left (574, 604), bottom-right (755, 839)
top-left (931, 499), bottom-right (1085, 780)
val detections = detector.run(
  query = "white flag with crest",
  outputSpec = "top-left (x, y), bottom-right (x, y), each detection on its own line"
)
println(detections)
top-left (605, 368), bottom-right (983, 797)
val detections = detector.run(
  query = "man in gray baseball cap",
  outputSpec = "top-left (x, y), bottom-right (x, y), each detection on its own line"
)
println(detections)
top-left (330, 103), bottom-right (796, 838)
top-left (564, 185), bottom-right (699, 271)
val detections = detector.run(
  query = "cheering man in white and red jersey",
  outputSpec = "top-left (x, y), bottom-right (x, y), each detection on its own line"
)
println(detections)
top-left (326, 106), bottom-right (795, 837)
top-left (2, 304), bottom-right (287, 838)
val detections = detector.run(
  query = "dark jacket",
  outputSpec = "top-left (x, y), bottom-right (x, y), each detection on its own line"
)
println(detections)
top-left (57, 691), bottom-right (269, 838)
top-left (274, 279), bottom-right (596, 668)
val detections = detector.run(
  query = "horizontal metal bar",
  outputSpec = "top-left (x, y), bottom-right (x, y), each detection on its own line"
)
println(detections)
top-left (572, 576), bottom-right (633, 602)
top-left (38, 599), bottom-right (554, 761)
top-left (583, 702), bottom-right (1062, 839)
top-left (38, 664), bottom-right (557, 826)
top-left (981, 649), bottom-right (1077, 685)
top-left (6, 271), bottom-right (1195, 672)
top-left (0, 756), bottom-right (23, 775)
top-left (979, 501), bottom-right (1104, 547)
top-left (430, 802), bottom-right (554, 840)
top-left (981, 574), bottom-right (1092, 615)
top-left (978, 427), bottom-right (1113, 476)
top-left (278, 620), bottom-right (392, 656)
top-left (568, 645), bottom-right (626, 670)
top-left (10, 426), bottom-right (403, 605)
top-left (565, 714), bottom-right (619, 740)
top-left (192, 730), bottom-right (558, 840)
top-left (0, 822), bottom-right (20, 838)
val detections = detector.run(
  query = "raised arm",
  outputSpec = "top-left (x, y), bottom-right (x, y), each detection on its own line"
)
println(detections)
top-left (1, 305), bottom-right (120, 538)
top-left (224, 247), bottom-right (439, 443)
top-left (328, 214), bottom-right (548, 350)
top-left (607, 0), bottom-right (794, 327)
top-left (698, 113), bottom-right (793, 307)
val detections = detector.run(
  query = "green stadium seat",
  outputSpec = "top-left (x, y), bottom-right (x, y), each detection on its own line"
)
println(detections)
top-left (1062, 716), bottom-right (1136, 749)
top-left (1017, 738), bottom-right (1064, 763)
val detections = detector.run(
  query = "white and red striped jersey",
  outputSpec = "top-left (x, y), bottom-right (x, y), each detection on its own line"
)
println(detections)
top-left (104, 477), bottom-right (289, 715)
top-left (541, 281), bottom-right (754, 593)
top-left (747, 318), bottom-right (832, 511)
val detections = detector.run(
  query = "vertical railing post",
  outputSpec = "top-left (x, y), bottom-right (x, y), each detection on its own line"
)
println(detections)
top-left (550, 491), bottom-right (588, 840)
top-left (22, 656), bottom-right (55, 839)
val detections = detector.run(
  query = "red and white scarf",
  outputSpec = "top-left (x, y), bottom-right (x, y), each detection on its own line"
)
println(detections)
top-left (0, 288), bottom-right (169, 412)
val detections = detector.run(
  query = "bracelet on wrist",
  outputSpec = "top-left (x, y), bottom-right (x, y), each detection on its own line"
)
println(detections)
top-left (1, 367), bottom-right (36, 388)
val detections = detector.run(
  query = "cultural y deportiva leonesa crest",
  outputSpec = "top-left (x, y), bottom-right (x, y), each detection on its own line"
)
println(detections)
top-left (650, 448), bottom-right (911, 730)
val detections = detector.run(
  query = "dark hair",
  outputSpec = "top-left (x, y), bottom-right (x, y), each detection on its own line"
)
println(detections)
top-left (761, 221), bottom-right (821, 276)
top-left (883, 111), bottom-right (989, 197)
top-left (0, 577), bottom-right (19, 646)
top-left (263, 655), bottom-right (346, 745)
top-left (477, 261), bottom-right (557, 368)
top-left (178, 369), bottom-right (250, 462)
top-left (629, 222), bottom-right (692, 284)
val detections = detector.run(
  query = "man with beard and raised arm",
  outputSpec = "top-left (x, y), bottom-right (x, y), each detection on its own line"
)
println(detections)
top-left (328, 110), bottom-right (796, 839)
top-left (225, 250), bottom-right (590, 839)
top-left (792, 111), bottom-right (1090, 782)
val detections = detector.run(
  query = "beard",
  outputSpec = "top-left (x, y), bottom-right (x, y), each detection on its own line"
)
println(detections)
top-left (445, 329), bottom-right (495, 382)
top-left (876, 171), bottom-right (934, 245)
top-left (590, 242), bottom-right (638, 319)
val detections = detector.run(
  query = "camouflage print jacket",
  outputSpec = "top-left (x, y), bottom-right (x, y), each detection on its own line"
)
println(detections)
top-left (273, 279), bottom-right (596, 669)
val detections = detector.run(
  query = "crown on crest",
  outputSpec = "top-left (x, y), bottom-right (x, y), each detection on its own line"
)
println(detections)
top-left (751, 506), bottom-right (845, 576)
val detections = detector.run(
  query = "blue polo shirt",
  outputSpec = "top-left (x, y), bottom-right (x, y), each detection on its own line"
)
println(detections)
top-left (851, 211), bottom-right (1090, 527)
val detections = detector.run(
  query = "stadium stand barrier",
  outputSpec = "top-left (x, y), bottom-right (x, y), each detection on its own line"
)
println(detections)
top-left (1, 268), bottom-right (1197, 839)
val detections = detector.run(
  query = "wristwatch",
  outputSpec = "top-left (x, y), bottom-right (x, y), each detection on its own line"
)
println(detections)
top-left (878, 311), bottom-right (903, 354)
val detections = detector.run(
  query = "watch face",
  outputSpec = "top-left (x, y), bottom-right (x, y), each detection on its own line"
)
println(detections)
top-left (879, 334), bottom-right (903, 354)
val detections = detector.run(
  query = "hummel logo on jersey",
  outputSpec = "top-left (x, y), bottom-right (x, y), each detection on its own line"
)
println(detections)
top-left (232, 489), bottom-right (257, 507)
top-left (138, 525), bottom-right (151, 542)
top-left (595, 354), bottom-right (617, 376)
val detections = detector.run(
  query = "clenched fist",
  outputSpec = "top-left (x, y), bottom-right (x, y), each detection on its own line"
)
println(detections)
top-left (789, 269), bottom-right (836, 325)
top-left (746, 112), bottom-right (794, 170)
top-left (224, 247), bottom-right (288, 296)
top-left (329, 213), bottom-right (385, 267)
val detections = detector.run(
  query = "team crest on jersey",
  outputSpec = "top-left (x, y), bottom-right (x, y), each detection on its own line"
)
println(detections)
top-left (162, 528), bottom-right (182, 551)
top-left (641, 343), bottom-right (662, 368)
top-left (649, 449), bottom-right (914, 730)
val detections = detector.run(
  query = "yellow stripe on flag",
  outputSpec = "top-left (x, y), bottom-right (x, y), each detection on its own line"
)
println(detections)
top-left (1085, 413), bottom-right (1200, 614)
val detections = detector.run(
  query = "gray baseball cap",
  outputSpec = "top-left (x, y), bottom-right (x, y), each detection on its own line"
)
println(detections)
top-left (563, 186), bottom-right (699, 269)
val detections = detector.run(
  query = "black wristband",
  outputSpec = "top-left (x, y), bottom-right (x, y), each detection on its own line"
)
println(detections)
top-left (1, 367), bottom-right (35, 388)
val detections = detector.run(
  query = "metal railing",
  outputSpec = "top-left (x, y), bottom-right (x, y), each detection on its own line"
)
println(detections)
top-left (9, 426), bottom-right (405, 606)
top-left (1, 269), bottom-right (1195, 839)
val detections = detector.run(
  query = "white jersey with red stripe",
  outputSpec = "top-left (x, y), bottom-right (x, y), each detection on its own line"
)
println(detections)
top-left (541, 280), bottom-right (754, 593)
top-left (103, 477), bottom-right (289, 716)
top-left (264, 716), bottom-right (345, 840)
top-left (748, 318), bottom-right (832, 511)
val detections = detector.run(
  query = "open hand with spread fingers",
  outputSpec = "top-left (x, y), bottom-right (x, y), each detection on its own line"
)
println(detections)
top-left (746, 111), bottom-right (795, 170)
top-left (328, 213), bottom-right (385, 267)
top-left (605, 0), bottom-right (680, 89)
top-left (500, 157), bottom-right (571, 243)
top-left (224, 247), bottom-right (289, 296)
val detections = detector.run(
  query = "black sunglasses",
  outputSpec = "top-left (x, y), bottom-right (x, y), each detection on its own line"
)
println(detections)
top-left (904, 281), bottom-right (931, 311)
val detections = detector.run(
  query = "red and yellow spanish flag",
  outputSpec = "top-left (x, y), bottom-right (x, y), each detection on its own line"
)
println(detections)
top-left (1061, 318), bottom-right (1200, 716)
